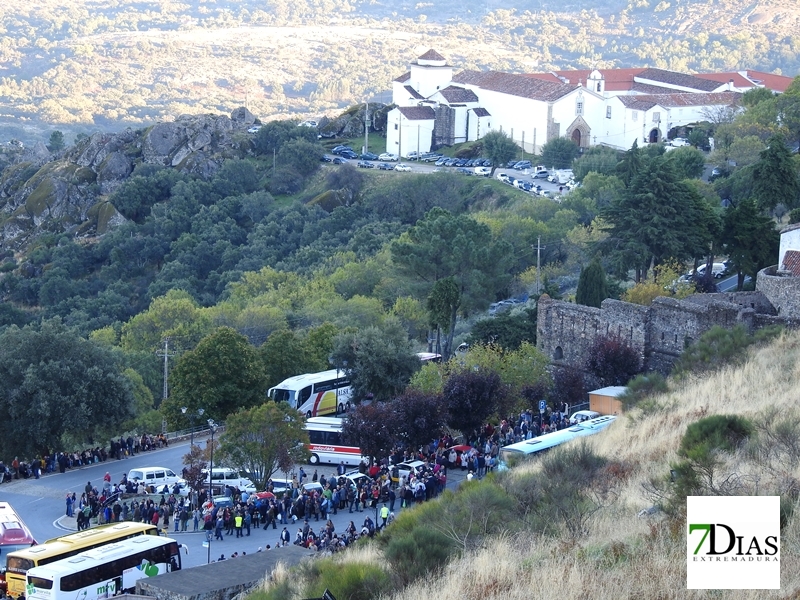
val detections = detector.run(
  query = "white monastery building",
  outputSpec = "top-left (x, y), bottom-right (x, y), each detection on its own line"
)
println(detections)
top-left (387, 51), bottom-right (794, 158)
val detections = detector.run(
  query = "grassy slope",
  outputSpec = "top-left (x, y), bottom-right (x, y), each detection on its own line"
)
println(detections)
top-left (258, 331), bottom-right (800, 599)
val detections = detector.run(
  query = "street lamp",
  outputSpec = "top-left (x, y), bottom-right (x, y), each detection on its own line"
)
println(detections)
top-left (181, 407), bottom-right (205, 461)
top-left (206, 418), bottom-right (217, 565)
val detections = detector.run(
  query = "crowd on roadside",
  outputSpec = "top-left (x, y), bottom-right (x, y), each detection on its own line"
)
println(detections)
top-left (0, 433), bottom-right (171, 484)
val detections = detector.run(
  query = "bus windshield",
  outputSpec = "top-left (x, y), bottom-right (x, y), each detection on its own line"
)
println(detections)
top-left (271, 388), bottom-right (295, 404)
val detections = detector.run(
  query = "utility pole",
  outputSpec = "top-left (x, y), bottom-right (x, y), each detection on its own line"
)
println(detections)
top-left (156, 338), bottom-right (176, 434)
top-left (364, 100), bottom-right (369, 155)
top-left (535, 237), bottom-right (546, 295)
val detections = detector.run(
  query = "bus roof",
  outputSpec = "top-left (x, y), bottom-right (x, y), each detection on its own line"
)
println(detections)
top-left (15, 523), bottom-right (156, 562)
top-left (268, 369), bottom-right (343, 392)
top-left (26, 536), bottom-right (176, 579)
top-left (502, 416), bottom-right (617, 455)
top-left (0, 502), bottom-right (36, 547)
top-left (305, 417), bottom-right (344, 428)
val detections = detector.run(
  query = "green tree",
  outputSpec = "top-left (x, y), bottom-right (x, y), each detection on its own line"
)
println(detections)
top-left (721, 198), bottom-right (779, 289)
top-left (387, 389), bottom-right (446, 452)
top-left (163, 327), bottom-right (268, 426)
top-left (541, 137), bottom-right (580, 169)
top-left (48, 130), bottom-right (65, 152)
top-left (217, 402), bottom-right (309, 490)
top-left (330, 319), bottom-right (420, 402)
top-left (575, 257), bottom-right (609, 308)
top-left (212, 159), bottom-right (261, 197)
top-left (340, 402), bottom-right (394, 465)
top-left (254, 120), bottom-right (318, 156)
top-left (443, 369), bottom-right (505, 436)
top-left (480, 131), bottom-right (518, 175)
top-left (615, 139), bottom-right (643, 187)
top-left (776, 76), bottom-right (800, 148)
top-left (572, 146), bottom-right (620, 180)
top-left (467, 308), bottom-right (537, 350)
top-left (602, 157), bottom-right (716, 280)
top-left (390, 208), bottom-right (512, 357)
top-left (665, 146), bottom-right (706, 179)
top-left (752, 134), bottom-right (800, 212)
top-left (0, 319), bottom-right (134, 459)
top-left (277, 138), bottom-right (324, 177)
top-left (120, 289), bottom-right (212, 353)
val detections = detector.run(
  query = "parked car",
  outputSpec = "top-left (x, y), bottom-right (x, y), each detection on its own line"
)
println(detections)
top-left (444, 158), bottom-right (459, 166)
top-left (497, 173), bottom-right (510, 183)
top-left (394, 163), bottom-right (412, 172)
top-left (669, 137), bottom-right (689, 147)
top-left (360, 152), bottom-right (378, 160)
top-left (514, 160), bottom-right (532, 170)
top-left (332, 145), bottom-right (352, 154)
top-left (357, 160), bottom-right (374, 168)
top-left (247, 126), bottom-right (261, 134)
top-left (394, 460), bottom-right (426, 482)
top-left (569, 410), bottom-right (601, 424)
top-left (456, 167), bottom-right (472, 175)
top-left (377, 162), bottom-right (394, 170)
top-left (320, 155), bottom-right (334, 162)
top-left (474, 166), bottom-right (491, 177)
top-left (434, 157), bottom-right (448, 166)
top-left (405, 151), bottom-right (420, 160)
top-left (378, 152), bottom-right (399, 161)
top-left (533, 170), bottom-right (549, 179)
top-left (332, 157), bottom-right (348, 164)
top-left (340, 149), bottom-right (359, 159)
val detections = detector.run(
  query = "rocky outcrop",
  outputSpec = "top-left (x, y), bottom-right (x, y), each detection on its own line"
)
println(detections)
top-left (0, 108), bottom-right (256, 248)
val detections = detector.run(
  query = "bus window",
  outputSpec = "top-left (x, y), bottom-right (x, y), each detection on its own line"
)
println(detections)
top-left (271, 388), bottom-right (294, 404)
top-left (298, 386), bottom-right (312, 407)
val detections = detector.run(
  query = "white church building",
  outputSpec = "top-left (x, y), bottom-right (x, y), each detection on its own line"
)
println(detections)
top-left (386, 50), bottom-right (793, 157)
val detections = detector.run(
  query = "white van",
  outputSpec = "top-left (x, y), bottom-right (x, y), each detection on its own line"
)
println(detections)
top-left (569, 410), bottom-right (601, 424)
top-left (203, 467), bottom-right (257, 493)
top-left (127, 467), bottom-right (184, 492)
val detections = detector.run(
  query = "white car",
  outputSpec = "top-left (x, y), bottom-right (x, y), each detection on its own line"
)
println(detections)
top-left (669, 137), bottom-right (689, 147)
top-left (474, 166), bottom-right (491, 177)
top-left (378, 152), bottom-right (399, 162)
top-left (394, 163), bottom-right (411, 172)
top-left (247, 126), bottom-right (261, 134)
top-left (569, 410), bottom-right (601, 424)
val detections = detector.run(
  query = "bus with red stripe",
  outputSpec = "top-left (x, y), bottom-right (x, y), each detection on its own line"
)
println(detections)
top-left (268, 370), bottom-right (352, 418)
top-left (305, 417), bottom-right (366, 466)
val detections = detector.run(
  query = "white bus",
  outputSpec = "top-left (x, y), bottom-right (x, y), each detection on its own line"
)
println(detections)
top-left (268, 370), bottom-right (352, 418)
top-left (269, 353), bottom-right (438, 418)
top-left (25, 536), bottom-right (184, 600)
top-left (500, 416), bottom-right (617, 462)
top-left (305, 417), bottom-right (365, 466)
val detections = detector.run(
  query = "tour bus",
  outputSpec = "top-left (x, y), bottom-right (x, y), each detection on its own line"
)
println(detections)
top-left (499, 416), bottom-right (617, 463)
top-left (268, 369), bottom-right (352, 417)
top-left (268, 353), bottom-right (442, 418)
top-left (4, 523), bottom-right (158, 598)
top-left (25, 535), bottom-right (184, 600)
top-left (304, 417), bottom-right (366, 466)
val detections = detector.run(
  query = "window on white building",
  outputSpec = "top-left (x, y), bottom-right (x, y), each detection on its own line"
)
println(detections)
top-left (653, 111), bottom-right (661, 123)
top-left (632, 110), bottom-right (638, 122)
top-left (576, 101), bottom-right (584, 116)
top-left (606, 106), bottom-right (612, 119)
top-left (394, 123), bottom-right (398, 130)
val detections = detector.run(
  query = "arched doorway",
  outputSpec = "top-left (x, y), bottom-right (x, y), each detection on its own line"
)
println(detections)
top-left (571, 129), bottom-right (581, 147)
top-left (648, 128), bottom-right (660, 143)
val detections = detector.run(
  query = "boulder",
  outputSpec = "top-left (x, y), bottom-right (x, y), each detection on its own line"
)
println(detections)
top-left (230, 107), bottom-right (256, 126)
top-left (96, 151), bottom-right (133, 194)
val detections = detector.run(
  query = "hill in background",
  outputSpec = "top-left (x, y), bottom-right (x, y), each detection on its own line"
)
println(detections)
top-left (0, 0), bottom-right (798, 143)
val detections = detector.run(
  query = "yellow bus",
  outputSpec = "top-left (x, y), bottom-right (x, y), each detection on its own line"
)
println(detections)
top-left (3, 522), bottom-right (158, 598)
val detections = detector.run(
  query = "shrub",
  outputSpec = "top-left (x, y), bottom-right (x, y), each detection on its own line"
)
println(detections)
top-left (673, 325), bottom-right (784, 376)
top-left (586, 335), bottom-right (642, 386)
top-left (305, 559), bottom-right (391, 600)
top-left (383, 522), bottom-right (456, 585)
top-left (619, 372), bottom-right (668, 410)
top-left (679, 414), bottom-right (754, 458)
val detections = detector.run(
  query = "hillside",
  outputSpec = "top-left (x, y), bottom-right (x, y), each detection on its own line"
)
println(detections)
top-left (252, 330), bottom-right (800, 599)
top-left (1, 0), bottom-right (799, 143)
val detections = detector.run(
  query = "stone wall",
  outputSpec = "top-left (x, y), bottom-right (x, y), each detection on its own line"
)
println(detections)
top-left (757, 266), bottom-right (800, 317)
top-left (433, 106), bottom-right (456, 147)
top-left (537, 289), bottom-right (792, 376)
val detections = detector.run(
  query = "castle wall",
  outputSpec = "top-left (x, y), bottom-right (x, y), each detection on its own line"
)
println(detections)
top-left (757, 266), bottom-right (800, 317)
top-left (536, 296), bottom-right (601, 368)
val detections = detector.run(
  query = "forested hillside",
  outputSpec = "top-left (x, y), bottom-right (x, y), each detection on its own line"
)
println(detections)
top-left (0, 0), bottom-right (798, 142)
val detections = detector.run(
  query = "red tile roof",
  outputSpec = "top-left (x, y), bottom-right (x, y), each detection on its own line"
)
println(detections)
top-left (696, 72), bottom-right (755, 89)
top-left (617, 91), bottom-right (740, 109)
top-left (398, 106), bottom-right (435, 120)
top-left (636, 68), bottom-right (723, 92)
top-left (438, 86), bottom-right (479, 103)
top-left (630, 81), bottom-right (679, 94)
top-left (417, 49), bottom-right (446, 62)
top-left (617, 96), bottom-right (660, 111)
top-left (404, 85), bottom-right (424, 100)
top-left (452, 70), bottom-right (576, 102)
top-left (745, 70), bottom-right (795, 93)
top-left (782, 250), bottom-right (800, 276)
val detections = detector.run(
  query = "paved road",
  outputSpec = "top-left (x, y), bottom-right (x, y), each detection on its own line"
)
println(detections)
top-left (716, 273), bottom-right (751, 292)
top-left (0, 437), bottom-right (469, 568)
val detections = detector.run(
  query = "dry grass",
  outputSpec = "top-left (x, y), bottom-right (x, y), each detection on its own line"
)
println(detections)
top-left (254, 331), bottom-right (800, 599)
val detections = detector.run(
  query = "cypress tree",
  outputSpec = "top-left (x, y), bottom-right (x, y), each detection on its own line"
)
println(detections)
top-left (576, 257), bottom-right (609, 308)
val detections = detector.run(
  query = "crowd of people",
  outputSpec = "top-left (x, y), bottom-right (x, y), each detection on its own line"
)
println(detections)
top-left (1, 433), bottom-right (171, 484)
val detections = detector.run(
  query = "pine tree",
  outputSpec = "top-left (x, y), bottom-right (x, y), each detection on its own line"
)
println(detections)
top-left (752, 134), bottom-right (800, 212)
